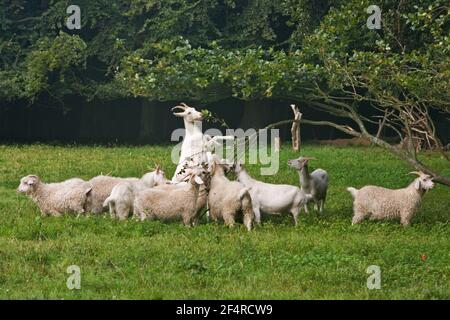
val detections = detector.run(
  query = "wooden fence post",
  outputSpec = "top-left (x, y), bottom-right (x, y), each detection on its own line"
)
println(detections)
top-left (290, 104), bottom-right (302, 152)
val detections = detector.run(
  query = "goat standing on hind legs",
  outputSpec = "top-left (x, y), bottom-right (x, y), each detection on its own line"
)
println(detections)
top-left (171, 103), bottom-right (234, 222)
top-left (171, 103), bottom-right (234, 183)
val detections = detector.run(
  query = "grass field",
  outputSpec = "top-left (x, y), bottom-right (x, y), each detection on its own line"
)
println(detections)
top-left (0, 144), bottom-right (449, 299)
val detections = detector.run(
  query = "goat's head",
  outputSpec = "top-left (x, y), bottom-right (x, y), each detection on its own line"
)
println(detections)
top-left (172, 103), bottom-right (203, 122)
top-left (233, 161), bottom-right (245, 174)
top-left (208, 155), bottom-right (233, 174)
top-left (17, 174), bottom-right (40, 194)
top-left (143, 165), bottom-right (168, 186)
top-left (287, 156), bottom-right (316, 170)
top-left (409, 171), bottom-right (435, 192)
top-left (181, 166), bottom-right (208, 186)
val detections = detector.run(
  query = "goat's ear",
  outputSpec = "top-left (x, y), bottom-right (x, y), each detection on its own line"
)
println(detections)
top-left (27, 175), bottom-right (38, 185)
top-left (210, 162), bottom-right (216, 174)
top-left (194, 175), bottom-right (204, 185)
top-left (414, 179), bottom-right (421, 190)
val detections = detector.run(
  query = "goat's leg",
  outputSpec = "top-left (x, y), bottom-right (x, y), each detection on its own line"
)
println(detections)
top-left (208, 207), bottom-right (219, 223)
top-left (400, 211), bottom-right (414, 226)
top-left (108, 202), bottom-right (116, 219)
top-left (304, 203), bottom-right (309, 214)
top-left (318, 200), bottom-right (324, 214)
top-left (74, 203), bottom-right (85, 216)
top-left (291, 207), bottom-right (301, 226)
top-left (40, 210), bottom-right (50, 217)
top-left (205, 202), bottom-right (210, 222)
top-left (132, 205), bottom-right (140, 221)
top-left (351, 203), bottom-right (369, 225)
top-left (131, 206), bottom-right (139, 221)
top-left (182, 212), bottom-right (192, 226)
top-left (50, 210), bottom-right (62, 217)
top-left (139, 210), bottom-right (147, 222)
top-left (223, 212), bottom-right (235, 228)
top-left (243, 213), bottom-right (253, 231)
top-left (351, 210), bottom-right (368, 225)
top-left (253, 206), bottom-right (261, 224)
top-left (116, 203), bottom-right (130, 220)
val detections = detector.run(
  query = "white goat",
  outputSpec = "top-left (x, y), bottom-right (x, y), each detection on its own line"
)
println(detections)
top-left (134, 168), bottom-right (207, 225)
top-left (235, 162), bottom-right (312, 225)
top-left (87, 175), bottom-right (139, 214)
top-left (103, 167), bottom-right (168, 220)
top-left (171, 103), bottom-right (234, 182)
top-left (287, 156), bottom-right (328, 213)
top-left (17, 175), bottom-right (92, 217)
top-left (208, 160), bottom-right (254, 231)
top-left (347, 171), bottom-right (435, 226)
top-left (152, 181), bottom-right (208, 223)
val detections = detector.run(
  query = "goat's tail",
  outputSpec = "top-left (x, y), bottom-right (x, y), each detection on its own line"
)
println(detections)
top-left (85, 187), bottom-right (93, 196)
top-left (346, 187), bottom-right (358, 198)
top-left (239, 189), bottom-right (254, 232)
top-left (103, 196), bottom-right (115, 216)
top-left (238, 187), bottom-right (250, 200)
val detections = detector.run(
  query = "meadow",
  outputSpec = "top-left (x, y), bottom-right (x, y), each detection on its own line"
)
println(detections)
top-left (0, 144), bottom-right (448, 299)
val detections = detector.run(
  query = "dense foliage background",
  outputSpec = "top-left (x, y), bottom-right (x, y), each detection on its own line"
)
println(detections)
top-left (1, 0), bottom-right (448, 106)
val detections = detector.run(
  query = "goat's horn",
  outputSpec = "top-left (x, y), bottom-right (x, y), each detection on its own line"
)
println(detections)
top-left (408, 171), bottom-right (421, 176)
top-left (171, 105), bottom-right (186, 112)
top-left (304, 157), bottom-right (317, 160)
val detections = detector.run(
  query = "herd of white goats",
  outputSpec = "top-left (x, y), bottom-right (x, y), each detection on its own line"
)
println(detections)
top-left (17, 104), bottom-right (435, 229)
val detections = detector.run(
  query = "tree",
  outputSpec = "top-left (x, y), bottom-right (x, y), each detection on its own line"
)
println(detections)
top-left (0, 0), bottom-right (331, 101)
top-left (117, 0), bottom-right (450, 185)
top-left (1, 0), bottom-right (448, 183)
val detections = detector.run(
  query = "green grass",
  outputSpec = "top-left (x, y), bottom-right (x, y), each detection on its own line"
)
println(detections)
top-left (0, 144), bottom-right (449, 299)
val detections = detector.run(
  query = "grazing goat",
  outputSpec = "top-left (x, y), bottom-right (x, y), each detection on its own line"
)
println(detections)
top-left (87, 168), bottom-right (169, 214)
top-left (152, 182), bottom-right (208, 222)
top-left (287, 156), bottom-right (328, 213)
top-left (208, 159), bottom-right (254, 231)
top-left (87, 175), bottom-right (139, 214)
top-left (103, 167), bottom-right (167, 220)
top-left (347, 171), bottom-right (435, 226)
top-left (235, 162), bottom-right (312, 225)
top-left (134, 168), bottom-right (207, 225)
top-left (17, 175), bottom-right (92, 217)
